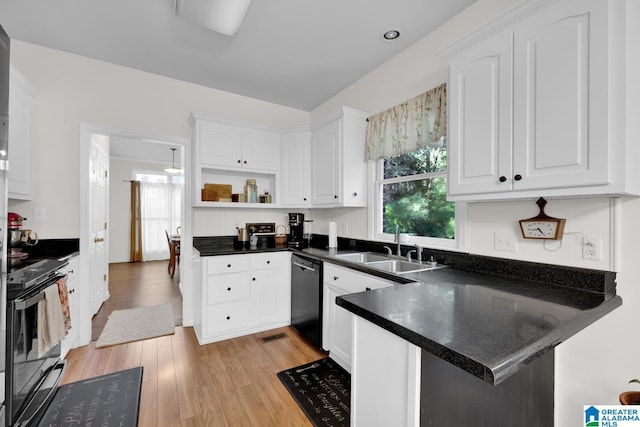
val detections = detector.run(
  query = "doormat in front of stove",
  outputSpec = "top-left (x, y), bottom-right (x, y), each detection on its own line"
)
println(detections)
top-left (277, 357), bottom-right (350, 427)
top-left (37, 367), bottom-right (143, 426)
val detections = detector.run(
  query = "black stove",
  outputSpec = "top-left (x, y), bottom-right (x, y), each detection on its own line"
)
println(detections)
top-left (6, 258), bottom-right (68, 298)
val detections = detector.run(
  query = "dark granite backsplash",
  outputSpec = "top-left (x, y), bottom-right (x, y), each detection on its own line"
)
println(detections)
top-left (22, 238), bottom-right (79, 259)
top-left (193, 234), bottom-right (616, 296)
top-left (323, 235), bottom-right (616, 296)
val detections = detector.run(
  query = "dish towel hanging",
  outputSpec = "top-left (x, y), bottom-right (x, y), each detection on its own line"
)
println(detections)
top-left (37, 284), bottom-right (66, 358)
top-left (57, 276), bottom-right (72, 335)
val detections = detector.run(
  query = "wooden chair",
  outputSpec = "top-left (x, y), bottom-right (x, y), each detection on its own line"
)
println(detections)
top-left (165, 230), bottom-right (180, 278)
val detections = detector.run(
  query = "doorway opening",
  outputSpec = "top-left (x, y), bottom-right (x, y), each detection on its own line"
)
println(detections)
top-left (79, 124), bottom-right (192, 348)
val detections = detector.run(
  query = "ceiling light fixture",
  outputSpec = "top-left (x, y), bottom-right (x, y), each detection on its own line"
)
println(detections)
top-left (164, 148), bottom-right (182, 174)
top-left (174, 0), bottom-right (252, 37)
top-left (382, 29), bottom-right (401, 41)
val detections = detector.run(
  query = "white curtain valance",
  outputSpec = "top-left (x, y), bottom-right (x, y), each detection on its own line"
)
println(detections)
top-left (365, 83), bottom-right (447, 161)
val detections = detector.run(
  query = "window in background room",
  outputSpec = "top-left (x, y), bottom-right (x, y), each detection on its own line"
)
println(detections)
top-left (135, 172), bottom-right (182, 261)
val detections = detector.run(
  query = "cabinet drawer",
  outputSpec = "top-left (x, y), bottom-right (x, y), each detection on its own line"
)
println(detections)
top-left (207, 273), bottom-right (249, 304)
top-left (207, 255), bottom-right (250, 274)
top-left (324, 263), bottom-right (394, 294)
top-left (206, 300), bottom-right (250, 335)
top-left (249, 252), bottom-right (289, 270)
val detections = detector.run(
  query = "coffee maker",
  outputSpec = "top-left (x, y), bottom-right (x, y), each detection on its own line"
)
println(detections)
top-left (288, 213), bottom-right (305, 248)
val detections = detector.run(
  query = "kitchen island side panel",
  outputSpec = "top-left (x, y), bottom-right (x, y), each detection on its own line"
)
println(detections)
top-left (420, 349), bottom-right (553, 426)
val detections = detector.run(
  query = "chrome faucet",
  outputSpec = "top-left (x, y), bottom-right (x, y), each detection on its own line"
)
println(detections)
top-left (406, 249), bottom-right (416, 262)
top-left (394, 224), bottom-right (401, 257)
top-left (383, 246), bottom-right (393, 255)
top-left (415, 244), bottom-right (423, 263)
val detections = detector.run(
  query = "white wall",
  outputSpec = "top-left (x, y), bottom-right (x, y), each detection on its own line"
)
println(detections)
top-left (8, 40), bottom-right (310, 238)
top-left (309, 0), bottom-right (640, 425)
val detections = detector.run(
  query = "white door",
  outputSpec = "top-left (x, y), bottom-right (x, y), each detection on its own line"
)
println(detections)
top-left (90, 136), bottom-right (109, 315)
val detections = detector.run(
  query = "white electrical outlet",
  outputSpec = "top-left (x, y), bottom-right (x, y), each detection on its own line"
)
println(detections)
top-left (494, 231), bottom-right (517, 252)
top-left (582, 236), bottom-right (603, 260)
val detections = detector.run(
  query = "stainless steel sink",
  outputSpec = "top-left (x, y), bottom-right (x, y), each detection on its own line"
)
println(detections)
top-left (364, 259), bottom-right (431, 274)
top-left (333, 252), bottom-right (390, 263)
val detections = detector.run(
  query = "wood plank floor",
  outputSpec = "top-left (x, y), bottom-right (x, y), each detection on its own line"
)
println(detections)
top-left (64, 261), bottom-right (326, 426)
top-left (92, 261), bottom-right (183, 341)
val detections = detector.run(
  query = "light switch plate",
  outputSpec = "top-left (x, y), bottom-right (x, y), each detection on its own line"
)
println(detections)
top-left (33, 207), bottom-right (46, 222)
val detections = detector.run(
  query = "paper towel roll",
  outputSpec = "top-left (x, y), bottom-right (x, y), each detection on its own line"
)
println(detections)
top-left (328, 221), bottom-right (338, 248)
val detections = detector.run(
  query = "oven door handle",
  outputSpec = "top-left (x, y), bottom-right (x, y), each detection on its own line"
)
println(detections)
top-left (14, 274), bottom-right (66, 310)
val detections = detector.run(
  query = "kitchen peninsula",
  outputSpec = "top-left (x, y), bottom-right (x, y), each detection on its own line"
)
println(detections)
top-left (194, 235), bottom-right (621, 426)
top-left (338, 264), bottom-right (619, 425)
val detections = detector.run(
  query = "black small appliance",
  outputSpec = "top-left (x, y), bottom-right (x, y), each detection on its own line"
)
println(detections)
top-left (288, 213), bottom-right (305, 248)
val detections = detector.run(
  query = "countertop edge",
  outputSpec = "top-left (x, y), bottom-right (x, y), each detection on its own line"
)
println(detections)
top-left (337, 292), bottom-right (623, 385)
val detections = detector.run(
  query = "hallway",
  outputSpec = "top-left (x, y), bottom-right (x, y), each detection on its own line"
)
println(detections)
top-left (92, 260), bottom-right (183, 341)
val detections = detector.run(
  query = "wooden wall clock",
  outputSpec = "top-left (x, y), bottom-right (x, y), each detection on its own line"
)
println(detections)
top-left (518, 197), bottom-right (566, 240)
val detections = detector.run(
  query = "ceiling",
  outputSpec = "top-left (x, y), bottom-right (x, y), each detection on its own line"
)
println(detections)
top-left (0, 0), bottom-right (475, 112)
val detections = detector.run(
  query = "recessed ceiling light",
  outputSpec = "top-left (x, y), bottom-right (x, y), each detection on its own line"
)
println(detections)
top-left (382, 29), bottom-right (400, 41)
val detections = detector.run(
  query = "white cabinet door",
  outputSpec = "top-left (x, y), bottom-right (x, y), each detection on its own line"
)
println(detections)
top-left (250, 267), bottom-right (288, 327)
top-left (198, 122), bottom-right (243, 168)
top-left (311, 119), bottom-right (340, 205)
top-left (448, 31), bottom-right (513, 197)
top-left (281, 132), bottom-right (311, 206)
top-left (60, 256), bottom-right (79, 357)
top-left (8, 65), bottom-right (36, 200)
top-left (512, 0), bottom-right (609, 191)
top-left (242, 130), bottom-right (281, 172)
top-left (310, 108), bottom-right (368, 207)
top-left (327, 284), bottom-right (352, 371)
top-left (323, 263), bottom-right (394, 372)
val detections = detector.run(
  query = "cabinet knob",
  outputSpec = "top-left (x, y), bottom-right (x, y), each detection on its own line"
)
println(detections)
top-left (365, 287), bottom-right (371, 291)
top-left (227, 264), bottom-right (231, 268)
top-left (252, 277), bottom-right (256, 281)
top-left (68, 289), bottom-right (75, 294)
top-left (499, 176), bottom-right (507, 183)
top-left (353, 192), bottom-right (358, 197)
top-left (237, 159), bottom-right (241, 163)
top-left (266, 260), bottom-right (270, 264)
top-left (226, 316), bottom-right (231, 320)
top-left (243, 160), bottom-right (247, 164)
top-left (334, 195), bottom-right (338, 199)
top-left (333, 276), bottom-right (339, 281)
top-left (227, 287), bottom-right (231, 291)
top-left (303, 197), bottom-right (307, 201)
top-left (67, 269), bottom-right (74, 274)
top-left (514, 174), bottom-right (522, 181)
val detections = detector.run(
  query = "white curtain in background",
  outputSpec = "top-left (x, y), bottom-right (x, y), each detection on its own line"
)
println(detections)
top-left (140, 181), bottom-right (181, 261)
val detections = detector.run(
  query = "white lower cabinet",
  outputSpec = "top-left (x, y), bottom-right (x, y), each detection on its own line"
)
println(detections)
top-left (196, 251), bottom-right (291, 344)
top-left (322, 263), bottom-right (394, 372)
top-left (352, 316), bottom-right (421, 427)
top-left (60, 255), bottom-right (80, 357)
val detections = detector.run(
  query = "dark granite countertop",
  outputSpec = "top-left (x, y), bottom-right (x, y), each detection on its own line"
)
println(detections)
top-left (193, 235), bottom-right (621, 385)
top-left (337, 267), bottom-right (621, 385)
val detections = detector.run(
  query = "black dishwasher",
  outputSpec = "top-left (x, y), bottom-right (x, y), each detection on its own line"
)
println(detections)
top-left (290, 254), bottom-right (323, 349)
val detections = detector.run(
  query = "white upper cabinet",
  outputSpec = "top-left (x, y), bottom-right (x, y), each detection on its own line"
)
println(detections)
top-left (194, 116), bottom-right (281, 172)
top-left (310, 107), bottom-right (368, 207)
top-left (281, 130), bottom-right (311, 207)
top-left (8, 65), bottom-right (36, 200)
top-left (441, 0), bottom-right (639, 200)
